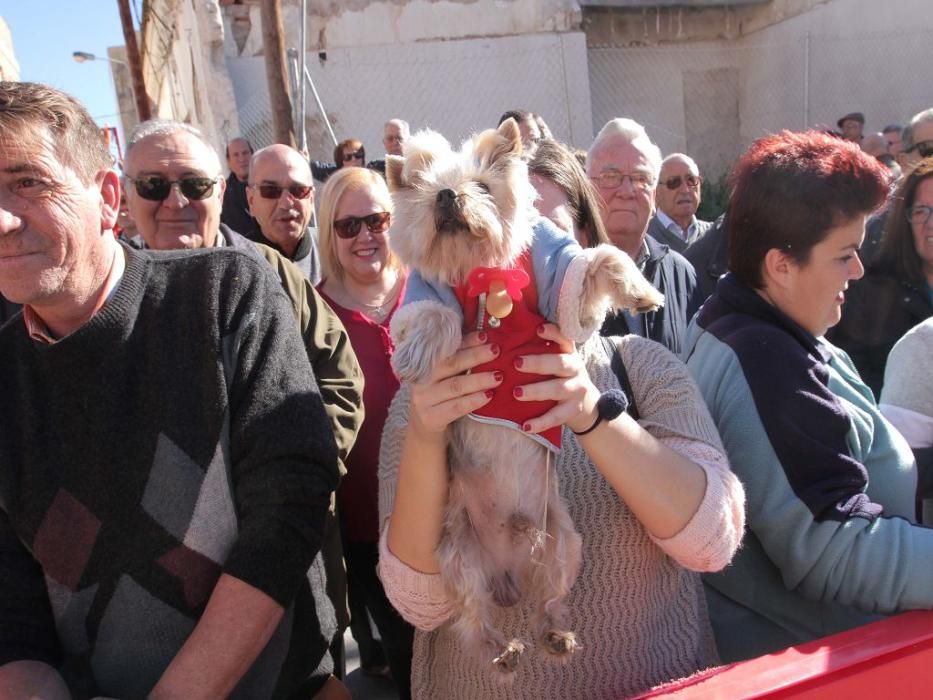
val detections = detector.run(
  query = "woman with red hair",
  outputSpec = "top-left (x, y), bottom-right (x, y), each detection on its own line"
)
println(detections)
top-left (683, 131), bottom-right (933, 663)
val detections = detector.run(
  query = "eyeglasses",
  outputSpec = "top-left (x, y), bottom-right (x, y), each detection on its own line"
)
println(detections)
top-left (907, 205), bottom-right (933, 226)
top-left (126, 176), bottom-right (218, 202)
top-left (333, 212), bottom-right (391, 239)
top-left (250, 183), bottom-right (313, 200)
top-left (906, 140), bottom-right (933, 158)
top-left (342, 149), bottom-right (365, 162)
top-left (662, 174), bottom-right (701, 190)
top-left (385, 135), bottom-right (404, 143)
top-left (593, 169), bottom-right (653, 191)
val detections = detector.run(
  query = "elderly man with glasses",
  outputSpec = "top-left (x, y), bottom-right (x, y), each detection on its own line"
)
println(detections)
top-left (898, 108), bottom-right (933, 172)
top-left (586, 118), bottom-right (703, 354)
top-left (647, 153), bottom-right (713, 253)
top-left (124, 119), bottom-right (364, 685)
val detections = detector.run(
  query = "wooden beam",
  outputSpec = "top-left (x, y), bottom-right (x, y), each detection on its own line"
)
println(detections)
top-left (260, 0), bottom-right (296, 146)
top-left (116, 0), bottom-right (151, 122)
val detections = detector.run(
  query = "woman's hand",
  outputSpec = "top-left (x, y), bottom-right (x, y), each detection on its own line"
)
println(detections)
top-left (389, 331), bottom-right (501, 573)
top-left (408, 331), bottom-right (503, 439)
top-left (513, 324), bottom-right (602, 435)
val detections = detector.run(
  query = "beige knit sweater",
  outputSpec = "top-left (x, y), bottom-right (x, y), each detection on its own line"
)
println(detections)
top-left (377, 335), bottom-right (745, 699)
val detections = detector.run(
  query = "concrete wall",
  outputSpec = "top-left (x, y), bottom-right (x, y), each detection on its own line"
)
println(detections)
top-left (585, 0), bottom-right (932, 178)
top-left (224, 0), bottom-right (581, 54)
top-left (222, 0), bottom-right (592, 160)
top-left (141, 0), bottom-right (240, 155)
top-left (227, 30), bottom-right (593, 161)
top-left (0, 17), bottom-right (19, 81)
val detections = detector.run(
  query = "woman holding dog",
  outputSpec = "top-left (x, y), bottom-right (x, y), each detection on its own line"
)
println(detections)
top-left (377, 260), bottom-right (746, 695)
top-left (316, 167), bottom-right (415, 698)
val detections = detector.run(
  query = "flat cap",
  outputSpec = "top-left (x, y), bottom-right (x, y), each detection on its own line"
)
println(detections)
top-left (837, 112), bottom-right (865, 128)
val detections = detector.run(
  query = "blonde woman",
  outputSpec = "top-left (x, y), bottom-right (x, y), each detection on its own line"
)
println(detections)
top-left (317, 167), bottom-right (414, 697)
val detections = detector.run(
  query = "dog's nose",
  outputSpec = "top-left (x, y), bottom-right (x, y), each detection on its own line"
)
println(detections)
top-left (436, 189), bottom-right (457, 204)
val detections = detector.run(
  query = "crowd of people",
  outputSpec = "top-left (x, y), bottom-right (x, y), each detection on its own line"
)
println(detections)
top-left (1, 76), bottom-right (932, 700)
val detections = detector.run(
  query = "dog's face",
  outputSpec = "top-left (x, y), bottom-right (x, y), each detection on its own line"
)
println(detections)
top-left (385, 119), bottom-right (535, 287)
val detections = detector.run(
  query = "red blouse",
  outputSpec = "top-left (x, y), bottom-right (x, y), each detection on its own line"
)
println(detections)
top-left (318, 278), bottom-right (407, 544)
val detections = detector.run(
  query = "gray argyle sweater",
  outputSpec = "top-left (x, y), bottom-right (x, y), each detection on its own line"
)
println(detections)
top-left (0, 245), bottom-right (340, 699)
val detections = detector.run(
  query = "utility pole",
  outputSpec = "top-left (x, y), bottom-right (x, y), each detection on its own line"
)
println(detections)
top-left (260, 0), bottom-right (296, 146)
top-left (116, 0), bottom-right (152, 122)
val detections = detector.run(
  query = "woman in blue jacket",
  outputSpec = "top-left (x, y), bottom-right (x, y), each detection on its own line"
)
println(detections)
top-left (683, 130), bottom-right (933, 663)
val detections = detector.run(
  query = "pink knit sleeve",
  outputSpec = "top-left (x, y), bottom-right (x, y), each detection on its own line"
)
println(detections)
top-left (377, 524), bottom-right (454, 631)
top-left (648, 436), bottom-right (746, 572)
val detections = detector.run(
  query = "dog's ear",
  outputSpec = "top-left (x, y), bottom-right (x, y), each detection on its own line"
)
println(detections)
top-left (474, 119), bottom-right (523, 169)
top-left (405, 149), bottom-right (436, 182)
top-left (385, 155), bottom-right (408, 191)
top-left (497, 118), bottom-right (523, 154)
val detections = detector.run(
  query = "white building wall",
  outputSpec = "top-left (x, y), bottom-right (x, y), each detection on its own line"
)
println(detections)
top-left (228, 31), bottom-right (592, 161)
top-left (223, 0), bottom-right (590, 160)
top-left (141, 0), bottom-right (240, 156)
top-left (587, 0), bottom-right (932, 178)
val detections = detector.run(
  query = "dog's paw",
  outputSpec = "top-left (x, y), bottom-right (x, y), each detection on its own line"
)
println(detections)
top-left (542, 630), bottom-right (579, 660)
top-left (594, 245), bottom-right (663, 311)
top-left (492, 639), bottom-right (525, 675)
top-left (390, 300), bottom-right (462, 382)
top-left (585, 244), bottom-right (664, 315)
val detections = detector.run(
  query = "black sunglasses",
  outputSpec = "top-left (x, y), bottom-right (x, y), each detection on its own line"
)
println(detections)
top-left (342, 149), bottom-right (365, 162)
top-left (663, 174), bottom-right (701, 190)
top-left (251, 183), bottom-right (313, 200)
top-left (333, 212), bottom-right (391, 239)
top-left (126, 176), bottom-right (218, 202)
top-left (907, 140), bottom-right (933, 158)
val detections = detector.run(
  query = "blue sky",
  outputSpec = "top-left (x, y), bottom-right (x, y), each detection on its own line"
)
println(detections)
top-left (4, 2), bottom-right (130, 136)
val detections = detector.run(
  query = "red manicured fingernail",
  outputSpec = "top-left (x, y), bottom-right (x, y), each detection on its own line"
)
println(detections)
top-left (478, 331), bottom-right (488, 342)
top-left (494, 371), bottom-right (504, 382)
top-left (514, 357), bottom-right (524, 368)
top-left (485, 389), bottom-right (495, 399)
top-left (522, 422), bottom-right (532, 432)
top-left (513, 387), bottom-right (524, 398)
top-left (490, 344), bottom-right (500, 356)
top-left (537, 323), bottom-right (546, 335)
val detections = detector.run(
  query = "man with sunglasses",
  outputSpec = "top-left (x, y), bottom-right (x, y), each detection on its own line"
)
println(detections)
top-left (124, 119), bottom-right (363, 686)
top-left (898, 108), bottom-right (933, 172)
top-left (587, 118), bottom-right (703, 355)
top-left (647, 153), bottom-right (713, 254)
top-left (246, 144), bottom-right (321, 284)
top-left (0, 83), bottom-right (346, 698)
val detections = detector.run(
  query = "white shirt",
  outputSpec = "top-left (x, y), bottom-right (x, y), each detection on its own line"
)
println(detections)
top-left (656, 209), bottom-right (697, 243)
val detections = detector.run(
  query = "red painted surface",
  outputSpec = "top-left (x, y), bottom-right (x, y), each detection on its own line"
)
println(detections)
top-left (635, 611), bottom-right (933, 699)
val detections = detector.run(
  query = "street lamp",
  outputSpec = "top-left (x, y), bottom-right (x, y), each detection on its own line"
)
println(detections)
top-left (72, 51), bottom-right (127, 67)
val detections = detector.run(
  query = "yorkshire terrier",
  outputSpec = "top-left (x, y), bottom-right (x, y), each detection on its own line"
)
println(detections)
top-left (385, 118), bottom-right (663, 675)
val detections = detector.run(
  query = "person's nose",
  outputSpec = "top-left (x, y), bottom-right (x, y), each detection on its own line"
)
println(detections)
top-left (163, 182), bottom-right (189, 209)
top-left (851, 251), bottom-right (865, 280)
top-left (0, 199), bottom-right (23, 236)
top-left (618, 177), bottom-right (637, 197)
top-left (356, 222), bottom-right (377, 241)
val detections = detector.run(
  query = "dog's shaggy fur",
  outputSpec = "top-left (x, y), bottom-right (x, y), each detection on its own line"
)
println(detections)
top-left (386, 119), bottom-right (663, 675)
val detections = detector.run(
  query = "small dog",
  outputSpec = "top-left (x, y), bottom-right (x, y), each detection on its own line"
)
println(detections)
top-left (386, 119), bottom-right (663, 675)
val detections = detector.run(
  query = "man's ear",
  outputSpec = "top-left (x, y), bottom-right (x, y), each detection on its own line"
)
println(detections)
top-left (217, 176), bottom-right (227, 204)
top-left (99, 170), bottom-right (120, 231)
